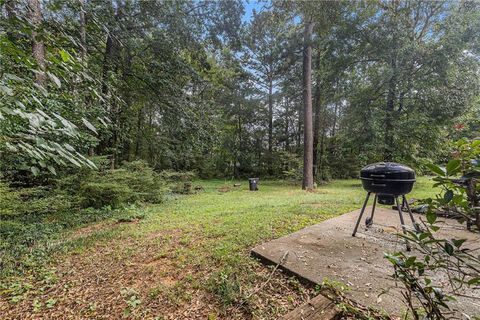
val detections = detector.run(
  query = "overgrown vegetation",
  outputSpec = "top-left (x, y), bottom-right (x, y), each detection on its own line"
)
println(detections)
top-left (0, 159), bottom-right (187, 280)
top-left (386, 139), bottom-right (480, 319)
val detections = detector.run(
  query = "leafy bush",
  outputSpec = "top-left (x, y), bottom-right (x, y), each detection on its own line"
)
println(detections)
top-left (159, 169), bottom-right (197, 194)
top-left (63, 160), bottom-right (166, 209)
top-left (159, 169), bottom-right (197, 182)
top-left (385, 138), bottom-right (480, 319)
top-left (80, 182), bottom-right (133, 209)
top-left (0, 183), bottom-right (75, 217)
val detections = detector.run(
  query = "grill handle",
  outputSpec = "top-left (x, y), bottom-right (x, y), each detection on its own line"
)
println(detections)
top-left (370, 174), bottom-right (386, 178)
top-left (371, 183), bottom-right (387, 187)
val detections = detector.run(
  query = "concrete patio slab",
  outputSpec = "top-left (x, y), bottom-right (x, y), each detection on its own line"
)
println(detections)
top-left (251, 207), bottom-right (480, 317)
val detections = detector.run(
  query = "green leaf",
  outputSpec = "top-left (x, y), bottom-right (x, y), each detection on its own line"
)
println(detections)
top-left (59, 49), bottom-right (70, 62)
top-left (31, 166), bottom-right (40, 176)
top-left (82, 118), bottom-right (98, 134)
top-left (405, 256), bottom-right (416, 267)
top-left (0, 85), bottom-right (13, 96)
top-left (444, 242), bottom-right (454, 255)
top-left (5, 73), bottom-right (24, 82)
top-left (446, 159), bottom-right (461, 176)
top-left (47, 72), bottom-right (61, 88)
top-left (451, 239), bottom-right (466, 248)
top-left (47, 166), bottom-right (56, 175)
top-left (426, 210), bottom-right (437, 224)
top-left (426, 163), bottom-right (446, 177)
top-left (443, 190), bottom-right (454, 203)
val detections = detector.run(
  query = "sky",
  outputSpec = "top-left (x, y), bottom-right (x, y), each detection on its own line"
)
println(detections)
top-left (242, 0), bottom-right (267, 23)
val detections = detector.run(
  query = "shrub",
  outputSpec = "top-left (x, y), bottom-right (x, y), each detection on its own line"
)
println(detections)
top-left (78, 160), bottom-right (165, 208)
top-left (159, 169), bottom-right (197, 182)
top-left (0, 183), bottom-right (75, 217)
top-left (80, 182), bottom-right (133, 209)
top-left (385, 138), bottom-right (480, 319)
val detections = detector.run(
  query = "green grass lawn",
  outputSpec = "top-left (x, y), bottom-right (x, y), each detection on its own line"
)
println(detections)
top-left (0, 177), bottom-right (437, 319)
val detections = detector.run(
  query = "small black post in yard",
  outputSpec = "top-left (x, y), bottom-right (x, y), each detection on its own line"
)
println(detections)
top-left (248, 178), bottom-right (259, 191)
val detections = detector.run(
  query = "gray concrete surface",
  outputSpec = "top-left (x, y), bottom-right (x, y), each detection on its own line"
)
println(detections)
top-left (251, 207), bottom-right (480, 317)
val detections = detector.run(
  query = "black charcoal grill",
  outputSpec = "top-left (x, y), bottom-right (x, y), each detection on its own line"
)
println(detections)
top-left (352, 162), bottom-right (420, 250)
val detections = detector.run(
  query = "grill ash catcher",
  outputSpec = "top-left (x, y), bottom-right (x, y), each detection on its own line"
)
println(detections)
top-left (352, 162), bottom-right (420, 250)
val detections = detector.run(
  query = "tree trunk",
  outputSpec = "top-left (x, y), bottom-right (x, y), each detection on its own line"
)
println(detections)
top-left (79, 0), bottom-right (87, 61)
top-left (297, 103), bottom-right (302, 152)
top-left (267, 76), bottom-right (273, 175)
top-left (302, 20), bottom-right (315, 190)
top-left (318, 124), bottom-right (326, 180)
top-left (312, 51), bottom-right (322, 180)
top-left (28, 0), bottom-right (46, 86)
top-left (285, 98), bottom-right (290, 152)
top-left (5, 0), bottom-right (16, 41)
top-left (101, 34), bottom-right (113, 98)
top-left (384, 59), bottom-right (396, 161)
top-left (332, 102), bottom-right (338, 137)
top-left (135, 107), bottom-right (144, 158)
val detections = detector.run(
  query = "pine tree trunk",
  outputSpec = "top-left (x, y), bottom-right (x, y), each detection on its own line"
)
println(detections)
top-left (268, 76), bottom-right (273, 175)
top-left (384, 59), bottom-right (396, 161)
top-left (285, 98), bottom-right (290, 152)
top-left (312, 52), bottom-right (322, 180)
top-left (101, 34), bottom-right (113, 98)
top-left (135, 107), bottom-right (144, 158)
top-left (302, 20), bottom-right (315, 190)
top-left (79, 0), bottom-right (87, 61)
top-left (28, 0), bottom-right (46, 86)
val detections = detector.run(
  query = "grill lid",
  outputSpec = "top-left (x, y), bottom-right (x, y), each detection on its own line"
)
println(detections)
top-left (360, 162), bottom-right (415, 181)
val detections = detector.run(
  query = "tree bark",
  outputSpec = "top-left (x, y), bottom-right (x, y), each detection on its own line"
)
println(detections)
top-left (135, 107), bottom-right (144, 158)
top-left (302, 20), bottom-right (315, 190)
top-left (384, 59), bottom-right (396, 161)
top-left (312, 51), bottom-right (322, 180)
top-left (101, 34), bottom-right (113, 98)
top-left (284, 98), bottom-right (290, 152)
top-left (267, 76), bottom-right (273, 175)
top-left (28, 0), bottom-right (46, 87)
top-left (79, 0), bottom-right (87, 61)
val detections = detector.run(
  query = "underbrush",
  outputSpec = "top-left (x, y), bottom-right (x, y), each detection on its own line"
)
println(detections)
top-left (0, 160), bottom-right (194, 284)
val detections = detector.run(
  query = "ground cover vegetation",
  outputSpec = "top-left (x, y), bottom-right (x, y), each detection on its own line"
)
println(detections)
top-left (0, 0), bottom-right (479, 318)
top-left (1, 178), bottom-right (436, 318)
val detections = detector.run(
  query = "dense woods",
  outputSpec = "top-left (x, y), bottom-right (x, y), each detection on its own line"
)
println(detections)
top-left (1, 0), bottom-right (478, 183)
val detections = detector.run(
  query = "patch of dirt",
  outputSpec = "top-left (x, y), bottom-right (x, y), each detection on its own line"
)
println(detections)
top-left (0, 225), bottom-right (316, 320)
top-left (217, 185), bottom-right (232, 193)
top-left (66, 221), bottom-right (115, 241)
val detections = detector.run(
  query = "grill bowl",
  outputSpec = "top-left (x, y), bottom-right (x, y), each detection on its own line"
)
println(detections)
top-left (360, 162), bottom-right (415, 196)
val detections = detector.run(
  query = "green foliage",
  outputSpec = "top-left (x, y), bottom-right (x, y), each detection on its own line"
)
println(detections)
top-left (80, 182), bottom-right (132, 209)
top-left (385, 138), bottom-right (480, 319)
top-left (207, 269), bottom-right (241, 307)
top-left (0, 161), bottom-right (165, 280)
top-left (0, 5), bottom-right (104, 177)
top-left (78, 161), bottom-right (165, 208)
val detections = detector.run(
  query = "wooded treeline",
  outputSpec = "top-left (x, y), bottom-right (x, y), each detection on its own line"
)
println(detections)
top-left (1, 0), bottom-right (479, 183)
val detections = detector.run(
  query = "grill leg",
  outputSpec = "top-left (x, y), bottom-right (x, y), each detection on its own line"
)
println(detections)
top-left (365, 194), bottom-right (377, 227)
top-left (403, 195), bottom-right (420, 232)
top-left (352, 192), bottom-right (371, 237)
top-left (395, 196), bottom-right (411, 251)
